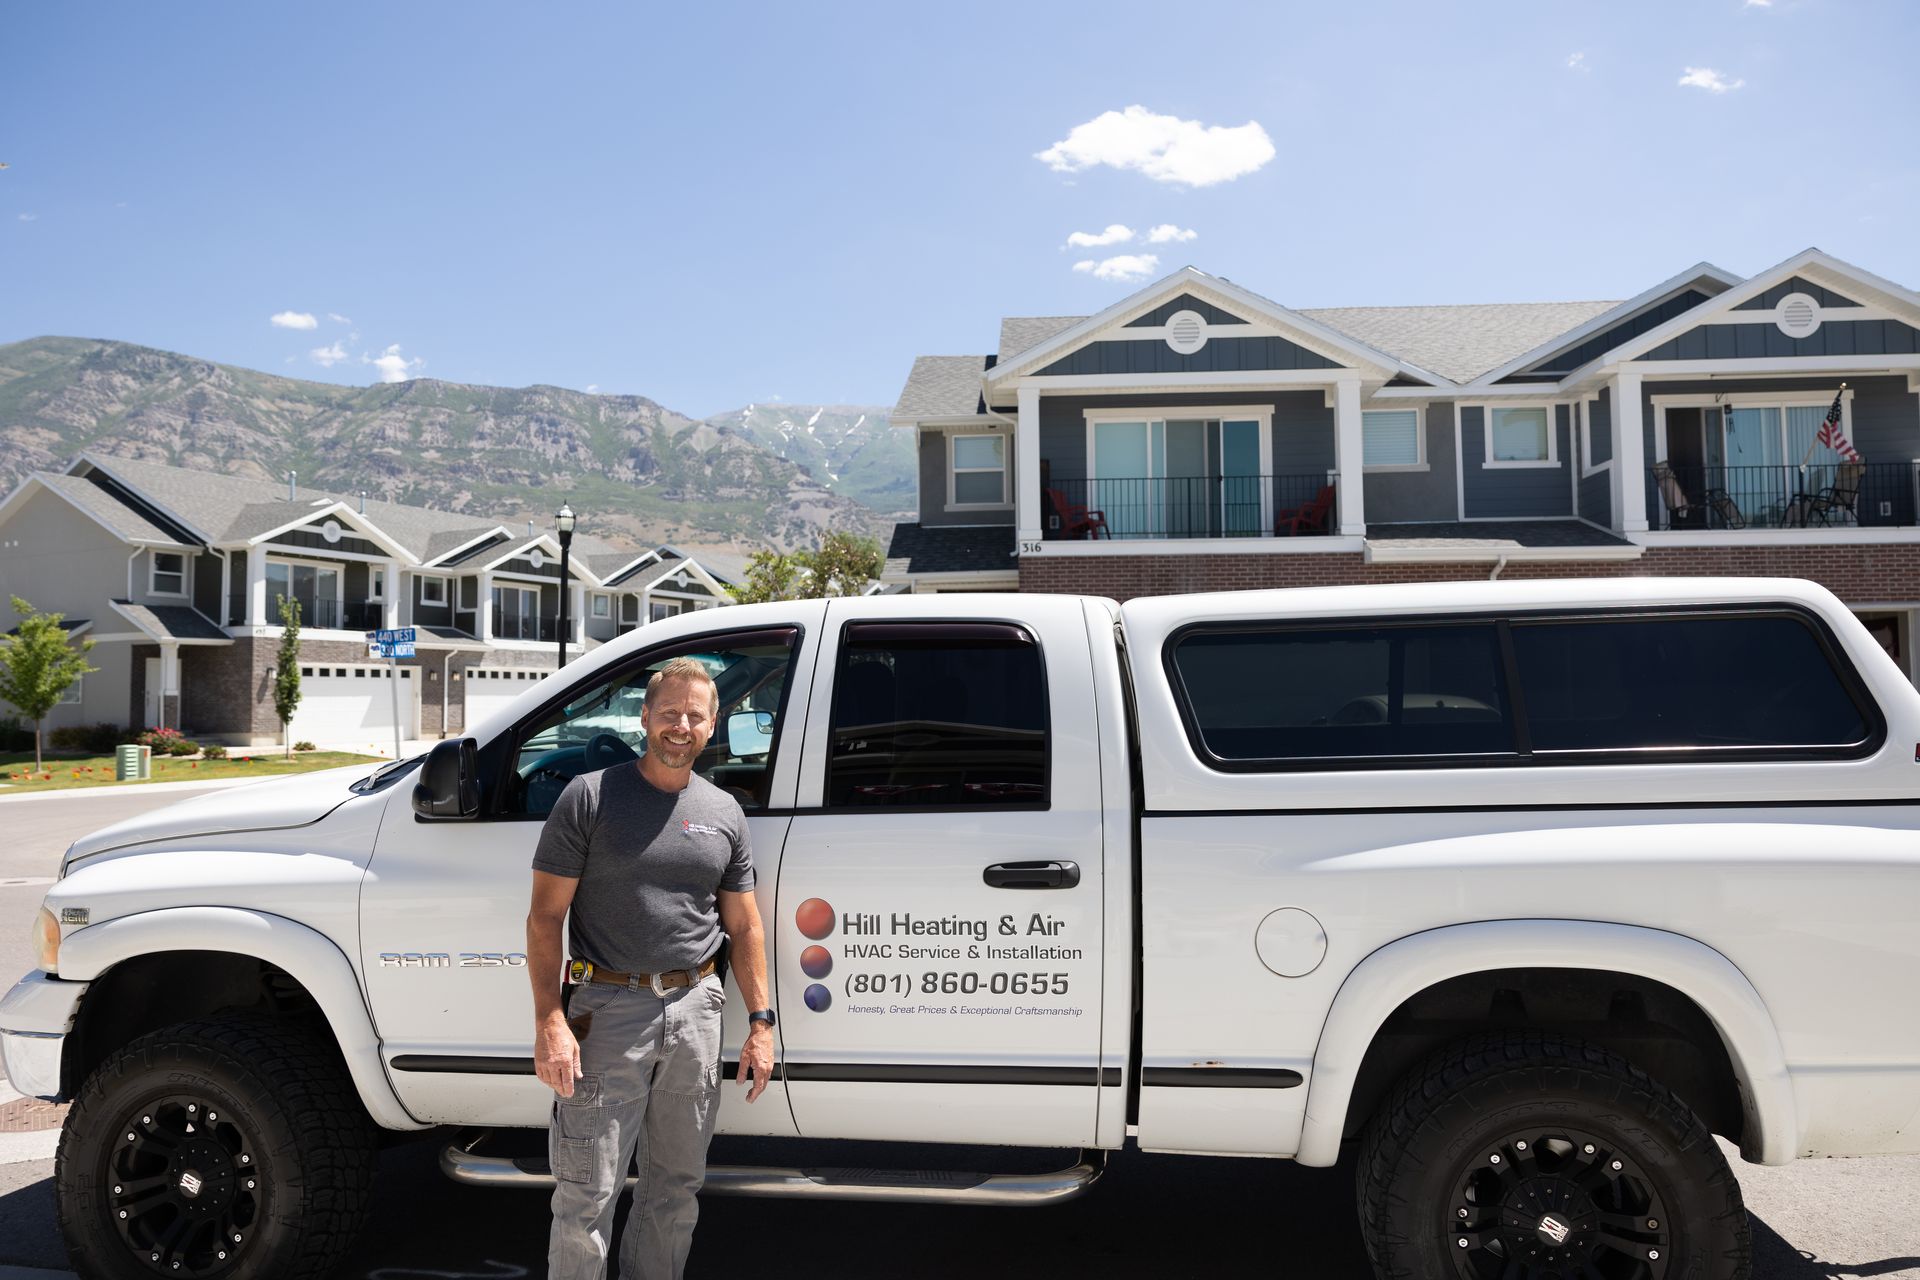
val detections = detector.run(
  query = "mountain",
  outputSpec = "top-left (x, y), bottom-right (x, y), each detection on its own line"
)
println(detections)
top-left (0, 336), bottom-right (910, 554)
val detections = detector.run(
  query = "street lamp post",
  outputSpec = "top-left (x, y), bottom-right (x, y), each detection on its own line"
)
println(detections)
top-left (555, 503), bottom-right (576, 668)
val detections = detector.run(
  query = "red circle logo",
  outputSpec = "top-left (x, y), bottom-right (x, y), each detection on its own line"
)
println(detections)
top-left (795, 898), bottom-right (836, 940)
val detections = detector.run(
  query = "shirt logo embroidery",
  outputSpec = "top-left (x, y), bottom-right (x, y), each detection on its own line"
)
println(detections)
top-left (682, 820), bottom-right (723, 837)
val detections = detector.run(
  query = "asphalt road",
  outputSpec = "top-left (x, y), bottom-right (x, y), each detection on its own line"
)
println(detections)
top-left (1, 787), bottom-right (1917, 1279)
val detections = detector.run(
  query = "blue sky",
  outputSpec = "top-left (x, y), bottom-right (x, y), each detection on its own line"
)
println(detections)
top-left (4, 1), bottom-right (1916, 417)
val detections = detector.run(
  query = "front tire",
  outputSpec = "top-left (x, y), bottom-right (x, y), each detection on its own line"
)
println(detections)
top-left (1357, 1031), bottom-right (1751, 1280)
top-left (56, 1015), bottom-right (377, 1280)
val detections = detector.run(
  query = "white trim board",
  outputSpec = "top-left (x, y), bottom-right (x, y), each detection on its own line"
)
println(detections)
top-left (1018, 535), bottom-right (1365, 558)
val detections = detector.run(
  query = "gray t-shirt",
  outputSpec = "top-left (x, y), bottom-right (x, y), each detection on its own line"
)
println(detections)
top-left (532, 765), bottom-right (754, 974)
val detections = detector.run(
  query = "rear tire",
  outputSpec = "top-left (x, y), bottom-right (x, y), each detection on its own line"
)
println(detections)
top-left (56, 1014), bottom-right (377, 1280)
top-left (1356, 1031), bottom-right (1751, 1280)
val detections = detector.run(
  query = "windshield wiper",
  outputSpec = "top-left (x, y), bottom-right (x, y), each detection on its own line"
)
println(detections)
top-left (352, 754), bottom-right (426, 793)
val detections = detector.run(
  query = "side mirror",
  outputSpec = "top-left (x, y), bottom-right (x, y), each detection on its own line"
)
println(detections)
top-left (726, 710), bottom-right (776, 759)
top-left (413, 738), bottom-right (480, 819)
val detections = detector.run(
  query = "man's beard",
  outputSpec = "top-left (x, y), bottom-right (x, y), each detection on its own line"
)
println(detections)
top-left (650, 734), bottom-right (699, 769)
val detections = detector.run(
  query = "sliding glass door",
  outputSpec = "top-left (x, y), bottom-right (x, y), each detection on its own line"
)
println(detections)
top-left (1089, 416), bottom-right (1267, 539)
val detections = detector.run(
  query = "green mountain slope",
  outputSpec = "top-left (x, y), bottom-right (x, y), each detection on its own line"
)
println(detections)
top-left (0, 337), bottom-right (908, 552)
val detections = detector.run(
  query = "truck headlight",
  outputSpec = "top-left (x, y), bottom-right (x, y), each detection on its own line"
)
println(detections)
top-left (33, 906), bottom-right (60, 973)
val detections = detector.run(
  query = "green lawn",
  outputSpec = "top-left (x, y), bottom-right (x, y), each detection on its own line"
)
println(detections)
top-left (0, 750), bottom-right (382, 792)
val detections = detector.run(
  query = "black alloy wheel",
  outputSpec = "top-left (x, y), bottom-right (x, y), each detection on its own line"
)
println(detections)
top-left (58, 1014), bottom-right (376, 1280)
top-left (1446, 1124), bottom-right (1670, 1279)
top-left (1357, 1031), bottom-right (1751, 1280)
top-left (105, 1093), bottom-right (262, 1275)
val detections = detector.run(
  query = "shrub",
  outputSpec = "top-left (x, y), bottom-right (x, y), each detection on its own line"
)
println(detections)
top-left (48, 722), bottom-right (125, 753)
top-left (0, 717), bottom-right (34, 752)
top-left (136, 726), bottom-right (185, 750)
top-left (164, 737), bottom-right (200, 757)
top-left (201, 744), bottom-right (229, 760)
top-left (294, 740), bottom-right (316, 753)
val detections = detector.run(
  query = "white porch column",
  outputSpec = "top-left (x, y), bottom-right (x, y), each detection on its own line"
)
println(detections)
top-left (1611, 373), bottom-right (1648, 532)
top-left (1015, 386), bottom-right (1042, 547)
top-left (218, 552), bottom-right (232, 627)
top-left (246, 549), bottom-right (268, 627)
top-left (571, 583), bottom-right (585, 646)
top-left (477, 571), bottom-right (494, 643)
top-left (1333, 376), bottom-right (1367, 536)
top-left (382, 562), bottom-right (401, 629)
top-left (158, 643), bottom-right (181, 730)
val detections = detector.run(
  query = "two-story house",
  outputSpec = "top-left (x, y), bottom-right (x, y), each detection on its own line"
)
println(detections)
top-left (886, 248), bottom-right (1920, 685)
top-left (0, 454), bottom-right (734, 747)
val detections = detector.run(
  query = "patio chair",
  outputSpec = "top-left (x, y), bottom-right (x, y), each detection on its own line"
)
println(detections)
top-left (1702, 486), bottom-right (1747, 530)
top-left (1275, 484), bottom-right (1335, 536)
top-left (1651, 460), bottom-right (1696, 527)
top-left (1806, 462), bottom-right (1864, 527)
top-left (1045, 487), bottom-right (1109, 540)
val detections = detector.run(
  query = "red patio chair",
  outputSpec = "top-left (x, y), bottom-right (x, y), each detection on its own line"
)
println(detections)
top-left (1275, 484), bottom-right (1335, 536)
top-left (1046, 487), bottom-right (1109, 540)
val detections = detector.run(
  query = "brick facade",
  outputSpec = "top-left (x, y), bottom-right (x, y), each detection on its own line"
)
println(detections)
top-left (1017, 544), bottom-right (1920, 605)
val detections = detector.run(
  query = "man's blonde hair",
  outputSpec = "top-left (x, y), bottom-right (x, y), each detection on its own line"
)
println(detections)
top-left (645, 657), bottom-right (719, 719)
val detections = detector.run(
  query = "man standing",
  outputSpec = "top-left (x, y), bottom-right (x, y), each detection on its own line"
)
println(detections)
top-left (527, 657), bottom-right (777, 1279)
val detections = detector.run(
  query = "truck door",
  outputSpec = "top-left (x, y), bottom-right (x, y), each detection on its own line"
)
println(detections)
top-left (773, 597), bottom-right (1109, 1146)
top-left (360, 607), bottom-right (823, 1133)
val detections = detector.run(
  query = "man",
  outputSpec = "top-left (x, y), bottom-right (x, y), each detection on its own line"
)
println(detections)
top-left (527, 656), bottom-right (776, 1280)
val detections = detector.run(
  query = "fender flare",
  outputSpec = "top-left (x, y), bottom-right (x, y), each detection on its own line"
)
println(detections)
top-left (58, 906), bottom-right (424, 1131)
top-left (1295, 919), bottom-right (1795, 1168)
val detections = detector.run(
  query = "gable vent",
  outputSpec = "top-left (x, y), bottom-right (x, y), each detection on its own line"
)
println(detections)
top-left (1165, 309), bottom-right (1208, 355)
top-left (1776, 292), bottom-right (1821, 339)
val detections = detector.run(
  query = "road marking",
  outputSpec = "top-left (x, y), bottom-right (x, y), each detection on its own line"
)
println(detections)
top-left (0, 878), bottom-right (54, 888)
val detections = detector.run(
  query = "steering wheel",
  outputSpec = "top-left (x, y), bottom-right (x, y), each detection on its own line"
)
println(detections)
top-left (584, 732), bottom-right (639, 773)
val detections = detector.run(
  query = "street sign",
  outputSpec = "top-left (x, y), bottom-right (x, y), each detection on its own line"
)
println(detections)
top-left (366, 627), bottom-right (416, 659)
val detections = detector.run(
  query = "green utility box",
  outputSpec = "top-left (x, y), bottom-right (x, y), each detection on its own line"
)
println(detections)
top-left (116, 743), bottom-right (151, 781)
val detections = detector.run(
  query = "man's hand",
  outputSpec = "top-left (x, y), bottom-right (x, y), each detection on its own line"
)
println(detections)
top-left (736, 1022), bottom-right (775, 1103)
top-left (535, 1012), bottom-right (583, 1097)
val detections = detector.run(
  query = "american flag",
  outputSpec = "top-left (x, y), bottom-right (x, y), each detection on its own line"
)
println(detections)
top-left (1816, 387), bottom-right (1862, 463)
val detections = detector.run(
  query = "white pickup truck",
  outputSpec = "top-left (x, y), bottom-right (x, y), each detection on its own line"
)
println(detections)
top-left (5, 577), bottom-right (1917, 1280)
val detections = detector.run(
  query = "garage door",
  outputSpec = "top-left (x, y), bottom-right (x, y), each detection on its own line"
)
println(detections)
top-left (289, 663), bottom-right (419, 746)
top-left (464, 667), bottom-right (546, 729)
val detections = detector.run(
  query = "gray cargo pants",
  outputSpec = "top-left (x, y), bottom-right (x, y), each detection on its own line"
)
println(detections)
top-left (548, 973), bottom-right (724, 1280)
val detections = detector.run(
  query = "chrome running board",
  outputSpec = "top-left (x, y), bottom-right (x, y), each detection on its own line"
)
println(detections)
top-left (439, 1132), bottom-right (1105, 1206)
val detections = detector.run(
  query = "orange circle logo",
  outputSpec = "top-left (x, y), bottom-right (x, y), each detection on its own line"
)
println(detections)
top-left (795, 898), bottom-right (836, 940)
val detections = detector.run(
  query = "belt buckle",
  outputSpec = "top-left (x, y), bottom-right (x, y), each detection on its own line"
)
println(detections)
top-left (648, 970), bottom-right (671, 997)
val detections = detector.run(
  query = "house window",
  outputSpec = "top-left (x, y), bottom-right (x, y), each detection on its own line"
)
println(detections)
top-left (949, 433), bottom-right (1008, 507)
top-left (492, 585), bottom-right (542, 639)
top-left (1488, 407), bottom-right (1555, 464)
top-left (1362, 409), bottom-right (1423, 468)
top-left (420, 576), bottom-right (448, 606)
top-left (650, 600), bottom-right (681, 623)
top-left (150, 552), bottom-right (186, 596)
top-left (591, 594), bottom-right (610, 619)
top-left (58, 675), bottom-right (83, 705)
top-left (369, 572), bottom-right (385, 601)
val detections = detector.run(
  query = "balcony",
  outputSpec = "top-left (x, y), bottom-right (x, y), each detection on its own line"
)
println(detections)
top-left (492, 614), bottom-right (563, 642)
top-left (1646, 462), bottom-right (1920, 531)
top-left (1045, 474), bottom-right (1337, 540)
top-left (228, 594), bottom-right (385, 630)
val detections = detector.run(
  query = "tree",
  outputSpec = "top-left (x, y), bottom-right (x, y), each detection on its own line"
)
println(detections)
top-left (0, 596), bottom-right (97, 772)
top-left (273, 595), bottom-right (303, 759)
top-left (728, 534), bottom-right (884, 605)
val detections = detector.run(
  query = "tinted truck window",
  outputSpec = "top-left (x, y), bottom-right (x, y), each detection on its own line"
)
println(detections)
top-left (1510, 612), bottom-right (1873, 753)
top-left (827, 622), bottom-right (1047, 808)
top-left (1170, 624), bottom-right (1513, 766)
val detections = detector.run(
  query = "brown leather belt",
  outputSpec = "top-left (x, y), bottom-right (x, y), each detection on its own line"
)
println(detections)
top-left (568, 956), bottom-right (717, 996)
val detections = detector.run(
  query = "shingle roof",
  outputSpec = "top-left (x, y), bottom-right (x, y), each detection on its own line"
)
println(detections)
top-left (1299, 301), bottom-right (1620, 385)
top-left (108, 600), bottom-right (232, 643)
top-left (893, 356), bottom-right (989, 421)
top-left (32, 474), bottom-right (181, 544)
top-left (997, 317), bottom-right (1086, 365)
top-left (882, 523), bottom-right (1017, 578)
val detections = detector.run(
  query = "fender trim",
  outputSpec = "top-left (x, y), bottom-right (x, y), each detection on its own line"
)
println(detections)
top-left (57, 906), bottom-right (425, 1131)
top-left (1295, 920), bottom-right (1795, 1168)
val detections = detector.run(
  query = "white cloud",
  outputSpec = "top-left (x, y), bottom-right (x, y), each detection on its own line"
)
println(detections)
top-left (363, 343), bottom-right (423, 383)
top-left (270, 310), bottom-right (319, 330)
top-left (1679, 66), bottom-right (1744, 93)
top-left (327, 312), bottom-right (352, 325)
top-left (17, 212), bottom-right (36, 222)
top-left (309, 342), bottom-right (350, 368)
top-left (1066, 223), bottom-right (1135, 248)
top-left (1567, 52), bottom-right (1588, 72)
top-left (1036, 105), bottom-right (1274, 187)
top-left (1071, 253), bottom-right (1161, 283)
top-left (1146, 223), bottom-right (1197, 244)
top-left (586, 384), bottom-right (600, 393)
top-left (1744, 0), bottom-right (1772, 7)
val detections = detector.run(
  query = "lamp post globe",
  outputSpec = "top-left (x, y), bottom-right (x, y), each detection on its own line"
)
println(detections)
top-left (555, 504), bottom-right (576, 668)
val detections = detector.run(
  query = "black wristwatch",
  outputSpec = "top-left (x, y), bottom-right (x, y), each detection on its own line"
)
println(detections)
top-left (747, 1009), bottom-right (776, 1029)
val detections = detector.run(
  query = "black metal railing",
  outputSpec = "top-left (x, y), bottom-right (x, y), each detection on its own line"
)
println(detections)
top-left (1045, 474), bottom-right (1336, 540)
top-left (1646, 462), bottom-right (1919, 531)
top-left (228, 594), bottom-right (384, 629)
top-left (492, 614), bottom-right (561, 642)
